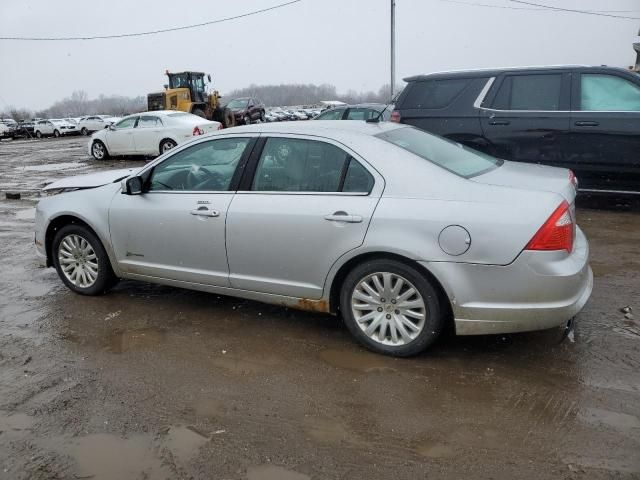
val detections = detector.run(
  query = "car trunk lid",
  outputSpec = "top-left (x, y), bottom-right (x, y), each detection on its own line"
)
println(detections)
top-left (471, 160), bottom-right (576, 204)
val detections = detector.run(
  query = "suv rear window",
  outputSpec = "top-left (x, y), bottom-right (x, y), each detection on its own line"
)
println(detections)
top-left (402, 79), bottom-right (471, 109)
top-left (376, 127), bottom-right (501, 178)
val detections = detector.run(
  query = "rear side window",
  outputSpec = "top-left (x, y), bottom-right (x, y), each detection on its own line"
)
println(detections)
top-left (580, 74), bottom-right (640, 111)
top-left (402, 79), bottom-right (471, 109)
top-left (345, 108), bottom-right (379, 120)
top-left (376, 127), bottom-right (501, 178)
top-left (491, 74), bottom-right (563, 111)
top-left (315, 109), bottom-right (344, 120)
top-left (252, 138), bottom-right (352, 192)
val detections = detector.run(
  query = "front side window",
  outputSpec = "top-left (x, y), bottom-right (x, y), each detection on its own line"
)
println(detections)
top-left (403, 79), bottom-right (471, 109)
top-left (227, 99), bottom-right (249, 109)
top-left (376, 126), bottom-right (501, 178)
top-left (252, 138), bottom-right (350, 192)
top-left (137, 116), bottom-right (163, 128)
top-left (491, 74), bottom-right (563, 111)
top-left (149, 138), bottom-right (250, 191)
top-left (115, 117), bottom-right (137, 129)
top-left (315, 109), bottom-right (344, 120)
top-left (580, 74), bottom-right (640, 111)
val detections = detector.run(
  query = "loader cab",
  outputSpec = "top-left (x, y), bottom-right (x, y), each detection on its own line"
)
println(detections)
top-left (167, 71), bottom-right (207, 104)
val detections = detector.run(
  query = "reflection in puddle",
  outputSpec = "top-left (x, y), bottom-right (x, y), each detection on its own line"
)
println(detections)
top-left (247, 465), bottom-right (311, 480)
top-left (162, 425), bottom-right (209, 463)
top-left (319, 348), bottom-right (397, 373)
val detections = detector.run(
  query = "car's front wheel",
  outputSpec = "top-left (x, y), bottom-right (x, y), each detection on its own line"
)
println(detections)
top-left (91, 140), bottom-right (108, 160)
top-left (52, 224), bottom-right (117, 295)
top-left (53, 129), bottom-right (60, 138)
top-left (35, 130), bottom-right (42, 139)
top-left (81, 127), bottom-right (88, 136)
top-left (340, 259), bottom-right (445, 357)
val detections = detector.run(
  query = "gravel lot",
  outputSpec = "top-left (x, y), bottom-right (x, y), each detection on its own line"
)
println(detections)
top-left (0, 136), bottom-right (638, 479)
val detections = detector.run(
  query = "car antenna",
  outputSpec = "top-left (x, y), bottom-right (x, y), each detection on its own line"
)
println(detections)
top-left (366, 91), bottom-right (401, 123)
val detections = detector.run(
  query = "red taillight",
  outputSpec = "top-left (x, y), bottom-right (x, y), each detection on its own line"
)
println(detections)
top-left (526, 201), bottom-right (574, 253)
top-left (192, 126), bottom-right (203, 136)
top-left (390, 110), bottom-right (401, 123)
top-left (568, 170), bottom-right (578, 189)
top-left (217, 123), bottom-right (223, 130)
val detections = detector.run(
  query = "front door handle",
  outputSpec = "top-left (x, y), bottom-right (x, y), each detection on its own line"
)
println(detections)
top-left (190, 206), bottom-right (220, 217)
top-left (325, 212), bottom-right (363, 223)
top-left (489, 120), bottom-right (510, 126)
top-left (574, 121), bottom-right (599, 127)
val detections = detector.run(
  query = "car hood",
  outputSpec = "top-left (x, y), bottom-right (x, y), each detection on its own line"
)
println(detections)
top-left (43, 168), bottom-right (139, 191)
top-left (471, 160), bottom-right (576, 203)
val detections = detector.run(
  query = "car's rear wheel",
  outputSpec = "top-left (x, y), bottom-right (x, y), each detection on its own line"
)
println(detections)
top-left (244, 115), bottom-right (251, 125)
top-left (52, 224), bottom-right (117, 295)
top-left (54, 129), bottom-right (60, 138)
top-left (160, 139), bottom-right (177, 154)
top-left (260, 111), bottom-right (265, 122)
top-left (340, 259), bottom-right (444, 356)
top-left (91, 140), bottom-right (108, 160)
top-left (81, 127), bottom-right (88, 136)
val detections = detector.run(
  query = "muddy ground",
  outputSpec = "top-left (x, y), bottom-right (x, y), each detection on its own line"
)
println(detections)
top-left (0, 136), bottom-right (638, 480)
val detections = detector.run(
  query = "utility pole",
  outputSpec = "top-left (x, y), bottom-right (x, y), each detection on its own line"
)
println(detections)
top-left (390, 0), bottom-right (396, 101)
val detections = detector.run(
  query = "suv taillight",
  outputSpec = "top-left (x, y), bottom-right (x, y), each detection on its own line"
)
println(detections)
top-left (525, 200), bottom-right (574, 253)
top-left (390, 110), bottom-right (401, 123)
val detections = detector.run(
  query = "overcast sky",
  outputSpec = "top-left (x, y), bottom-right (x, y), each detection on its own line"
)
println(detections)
top-left (0, 0), bottom-right (638, 110)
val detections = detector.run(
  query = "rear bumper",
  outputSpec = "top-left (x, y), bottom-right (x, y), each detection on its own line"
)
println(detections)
top-left (423, 226), bottom-right (593, 335)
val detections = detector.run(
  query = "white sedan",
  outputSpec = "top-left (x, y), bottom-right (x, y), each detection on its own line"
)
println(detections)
top-left (78, 115), bottom-right (121, 136)
top-left (88, 111), bottom-right (222, 160)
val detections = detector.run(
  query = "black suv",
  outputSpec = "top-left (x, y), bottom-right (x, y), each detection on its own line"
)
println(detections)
top-left (392, 66), bottom-right (640, 194)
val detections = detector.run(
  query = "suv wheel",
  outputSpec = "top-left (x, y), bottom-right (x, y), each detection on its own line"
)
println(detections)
top-left (53, 129), bottom-right (60, 138)
top-left (340, 259), bottom-right (445, 356)
top-left (35, 130), bottom-right (42, 139)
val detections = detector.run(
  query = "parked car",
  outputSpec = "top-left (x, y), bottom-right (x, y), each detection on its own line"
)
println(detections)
top-left (36, 121), bottom-right (592, 357)
top-left (314, 103), bottom-right (392, 121)
top-left (0, 122), bottom-right (10, 140)
top-left (269, 108), bottom-right (290, 121)
top-left (88, 110), bottom-right (221, 160)
top-left (392, 65), bottom-right (640, 194)
top-left (226, 97), bottom-right (265, 125)
top-left (34, 119), bottom-right (78, 138)
top-left (17, 120), bottom-right (35, 137)
top-left (0, 118), bottom-right (18, 139)
top-left (78, 115), bottom-right (121, 136)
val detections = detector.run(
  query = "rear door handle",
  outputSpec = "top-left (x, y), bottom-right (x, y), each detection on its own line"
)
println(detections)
top-left (190, 206), bottom-right (220, 217)
top-left (325, 212), bottom-right (363, 223)
top-left (574, 121), bottom-right (599, 127)
top-left (489, 120), bottom-right (510, 126)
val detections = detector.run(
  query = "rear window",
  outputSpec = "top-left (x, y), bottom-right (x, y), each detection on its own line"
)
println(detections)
top-left (167, 112), bottom-right (190, 118)
top-left (376, 127), bottom-right (501, 178)
top-left (402, 79), bottom-right (471, 109)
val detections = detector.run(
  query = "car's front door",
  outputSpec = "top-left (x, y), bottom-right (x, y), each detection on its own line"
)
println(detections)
top-left (105, 116), bottom-right (138, 155)
top-left (109, 136), bottom-right (255, 285)
top-left (226, 135), bottom-right (382, 299)
top-left (569, 70), bottom-right (640, 193)
top-left (479, 71), bottom-right (573, 170)
top-left (134, 115), bottom-right (164, 155)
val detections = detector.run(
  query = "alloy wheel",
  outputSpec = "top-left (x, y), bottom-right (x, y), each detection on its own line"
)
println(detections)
top-left (92, 142), bottom-right (105, 159)
top-left (351, 272), bottom-right (426, 346)
top-left (57, 234), bottom-right (99, 288)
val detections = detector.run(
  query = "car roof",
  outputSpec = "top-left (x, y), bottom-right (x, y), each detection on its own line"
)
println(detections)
top-left (217, 120), bottom-right (405, 141)
top-left (404, 65), bottom-right (626, 81)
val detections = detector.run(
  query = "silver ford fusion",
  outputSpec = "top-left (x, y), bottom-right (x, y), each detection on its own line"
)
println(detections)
top-left (35, 121), bottom-right (592, 356)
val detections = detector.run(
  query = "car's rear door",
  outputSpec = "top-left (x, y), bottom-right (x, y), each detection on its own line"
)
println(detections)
top-left (225, 134), bottom-right (383, 299)
top-left (109, 135), bottom-right (257, 285)
top-left (569, 68), bottom-right (640, 193)
top-left (479, 70), bottom-right (573, 170)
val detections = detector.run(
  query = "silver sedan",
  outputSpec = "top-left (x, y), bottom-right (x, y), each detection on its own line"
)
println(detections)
top-left (35, 121), bottom-right (592, 356)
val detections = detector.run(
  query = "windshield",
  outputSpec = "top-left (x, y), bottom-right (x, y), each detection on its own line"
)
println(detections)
top-left (227, 99), bottom-right (248, 109)
top-left (376, 127), bottom-right (501, 178)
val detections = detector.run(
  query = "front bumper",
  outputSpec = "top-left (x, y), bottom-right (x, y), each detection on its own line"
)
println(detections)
top-left (424, 226), bottom-right (593, 335)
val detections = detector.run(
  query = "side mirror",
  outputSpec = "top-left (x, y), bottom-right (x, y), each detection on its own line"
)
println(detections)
top-left (108, 124), bottom-right (115, 130)
top-left (121, 176), bottom-right (143, 195)
top-left (207, 74), bottom-right (211, 82)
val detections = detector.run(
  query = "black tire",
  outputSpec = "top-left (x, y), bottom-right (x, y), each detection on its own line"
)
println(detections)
top-left (159, 139), bottom-right (177, 155)
top-left (52, 224), bottom-right (118, 296)
top-left (339, 259), bottom-right (445, 357)
top-left (81, 127), bottom-right (88, 136)
top-left (54, 129), bottom-right (60, 138)
top-left (91, 140), bottom-right (109, 160)
top-left (243, 115), bottom-right (251, 125)
top-left (260, 110), bottom-right (266, 122)
top-left (35, 130), bottom-right (42, 139)
top-left (193, 108), bottom-right (206, 119)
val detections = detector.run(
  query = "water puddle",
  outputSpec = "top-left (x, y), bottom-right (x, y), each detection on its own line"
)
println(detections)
top-left (22, 162), bottom-right (88, 172)
top-left (303, 416), bottom-right (356, 444)
top-left (107, 327), bottom-right (167, 353)
top-left (578, 407), bottom-right (640, 434)
top-left (247, 465), bottom-right (311, 480)
top-left (415, 440), bottom-right (455, 458)
top-left (13, 208), bottom-right (35, 220)
top-left (0, 410), bottom-right (34, 437)
top-left (319, 348), bottom-right (397, 373)
top-left (211, 351), bottom-right (283, 375)
top-left (162, 425), bottom-right (209, 463)
top-left (193, 397), bottom-right (224, 418)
